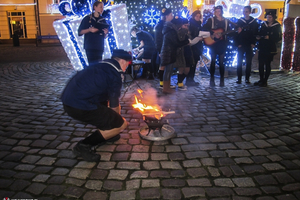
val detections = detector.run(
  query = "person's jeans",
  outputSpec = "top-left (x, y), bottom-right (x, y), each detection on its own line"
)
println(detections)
top-left (237, 45), bottom-right (253, 81)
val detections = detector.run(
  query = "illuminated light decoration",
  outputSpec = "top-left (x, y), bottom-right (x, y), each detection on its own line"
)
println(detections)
top-left (181, 7), bottom-right (190, 19)
top-left (54, 3), bottom-right (131, 70)
top-left (292, 17), bottom-right (300, 71)
top-left (143, 8), bottom-right (160, 27)
top-left (215, 0), bottom-right (262, 18)
top-left (196, 0), bottom-right (202, 6)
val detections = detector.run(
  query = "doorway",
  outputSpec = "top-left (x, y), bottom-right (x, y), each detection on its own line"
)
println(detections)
top-left (7, 11), bottom-right (27, 39)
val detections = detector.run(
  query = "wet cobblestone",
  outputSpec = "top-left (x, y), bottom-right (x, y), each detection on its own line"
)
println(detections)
top-left (0, 45), bottom-right (300, 199)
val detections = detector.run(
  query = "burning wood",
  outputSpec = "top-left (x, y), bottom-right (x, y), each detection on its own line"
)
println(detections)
top-left (132, 89), bottom-right (174, 119)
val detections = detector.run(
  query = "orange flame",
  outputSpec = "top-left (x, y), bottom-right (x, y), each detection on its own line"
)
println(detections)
top-left (132, 89), bottom-right (163, 119)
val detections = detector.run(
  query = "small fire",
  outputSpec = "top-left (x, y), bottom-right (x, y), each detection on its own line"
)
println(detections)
top-left (132, 89), bottom-right (163, 119)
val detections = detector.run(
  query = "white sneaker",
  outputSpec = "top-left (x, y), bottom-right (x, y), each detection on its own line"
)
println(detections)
top-left (170, 85), bottom-right (176, 89)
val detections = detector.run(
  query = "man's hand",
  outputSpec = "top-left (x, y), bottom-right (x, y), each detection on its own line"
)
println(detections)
top-left (89, 27), bottom-right (99, 33)
top-left (264, 35), bottom-right (269, 39)
top-left (103, 28), bottom-right (109, 35)
top-left (237, 27), bottom-right (242, 34)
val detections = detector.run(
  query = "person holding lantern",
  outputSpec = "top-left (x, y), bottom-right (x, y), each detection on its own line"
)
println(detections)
top-left (254, 11), bottom-right (282, 87)
top-left (78, 1), bottom-right (109, 67)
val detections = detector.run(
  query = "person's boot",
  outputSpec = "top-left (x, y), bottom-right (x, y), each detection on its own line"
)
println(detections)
top-left (162, 80), bottom-right (174, 94)
top-left (73, 141), bottom-right (101, 162)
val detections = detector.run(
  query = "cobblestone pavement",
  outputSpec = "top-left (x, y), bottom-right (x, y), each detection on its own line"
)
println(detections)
top-left (0, 45), bottom-right (300, 200)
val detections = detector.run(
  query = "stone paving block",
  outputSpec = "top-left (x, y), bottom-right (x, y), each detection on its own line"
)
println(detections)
top-left (14, 164), bottom-right (35, 171)
top-left (126, 179), bottom-right (140, 190)
top-left (97, 161), bottom-right (116, 169)
top-left (142, 161), bottom-right (160, 170)
top-left (198, 143), bottom-right (217, 150)
top-left (142, 179), bottom-right (160, 188)
top-left (103, 180), bottom-right (123, 190)
top-left (235, 142), bottom-right (256, 149)
top-left (151, 153), bottom-right (168, 160)
top-left (261, 186), bottom-right (281, 194)
top-left (165, 145), bottom-right (181, 152)
top-left (208, 167), bottom-right (220, 177)
top-left (151, 145), bottom-right (164, 152)
top-left (89, 169), bottom-right (108, 180)
top-left (205, 187), bottom-right (234, 197)
top-left (63, 186), bottom-right (85, 199)
top-left (187, 137), bottom-right (209, 143)
top-left (210, 150), bottom-right (227, 157)
top-left (169, 152), bottom-right (185, 160)
top-left (54, 158), bottom-right (77, 167)
top-left (12, 192), bottom-right (33, 199)
top-left (187, 168), bottom-right (208, 177)
top-left (249, 149), bottom-right (270, 156)
top-left (254, 175), bottom-right (278, 185)
top-left (233, 188), bottom-right (262, 196)
top-left (287, 170), bottom-right (300, 181)
top-left (232, 177), bottom-right (255, 187)
top-left (275, 194), bottom-right (298, 200)
top-left (243, 165), bottom-right (265, 174)
top-left (65, 178), bottom-right (86, 186)
top-left (214, 178), bottom-right (235, 187)
top-left (111, 153), bottom-right (129, 161)
top-left (170, 170), bottom-right (186, 178)
top-left (272, 172), bottom-right (295, 184)
top-left (13, 172), bottom-right (35, 179)
top-left (262, 163), bottom-right (286, 171)
top-left (160, 161), bottom-right (182, 169)
top-left (139, 188), bottom-right (160, 199)
top-left (282, 183), bottom-right (300, 192)
top-left (183, 159), bottom-right (202, 168)
top-left (69, 168), bottom-right (91, 179)
top-left (83, 191), bottom-right (107, 200)
top-left (161, 179), bottom-right (186, 187)
top-left (182, 187), bottom-right (205, 198)
top-left (47, 175), bottom-right (65, 184)
top-left (110, 190), bottom-right (136, 200)
top-left (85, 180), bottom-right (103, 190)
top-left (132, 145), bottom-right (149, 152)
top-left (0, 179), bottom-right (13, 188)
top-left (187, 178), bottom-right (212, 186)
top-left (32, 174), bottom-right (50, 182)
top-left (107, 170), bottom-right (128, 180)
top-left (201, 158), bottom-right (215, 166)
top-left (51, 167), bottom-right (69, 175)
top-left (43, 185), bottom-right (67, 196)
top-left (218, 143), bottom-right (237, 150)
top-left (150, 170), bottom-right (170, 178)
top-left (130, 153), bottom-right (149, 161)
top-left (185, 151), bottom-right (209, 159)
top-left (74, 161), bottom-right (96, 168)
top-left (3, 152), bottom-right (24, 161)
top-left (181, 144), bottom-right (199, 151)
top-left (130, 171), bottom-right (148, 179)
top-left (171, 138), bottom-right (188, 145)
top-left (25, 183), bottom-right (47, 195)
top-left (162, 188), bottom-right (182, 200)
top-left (117, 161), bottom-right (140, 169)
top-left (21, 155), bottom-right (41, 164)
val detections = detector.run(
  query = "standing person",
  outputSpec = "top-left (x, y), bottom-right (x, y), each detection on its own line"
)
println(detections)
top-left (154, 8), bottom-right (174, 88)
top-left (61, 49), bottom-right (132, 162)
top-left (203, 5), bottom-right (231, 87)
top-left (78, 1), bottom-right (109, 67)
top-left (186, 10), bottom-right (203, 86)
top-left (131, 27), bottom-right (156, 79)
top-left (160, 17), bottom-right (190, 94)
top-left (235, 6), bottom-right (259, 84)
top-left (254, 11), bottom-right (282, 87)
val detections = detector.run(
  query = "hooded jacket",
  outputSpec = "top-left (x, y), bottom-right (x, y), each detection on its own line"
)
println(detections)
top-left (160, 22), bottom-right (189, 66)
top-left (257, 20), bottom-right (282, 55)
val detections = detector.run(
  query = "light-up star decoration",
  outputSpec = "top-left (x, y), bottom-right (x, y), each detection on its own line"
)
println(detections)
top-left (143, 8), bottom-right (160, 27)
top-left (53, 0), bottom-right (131, 70)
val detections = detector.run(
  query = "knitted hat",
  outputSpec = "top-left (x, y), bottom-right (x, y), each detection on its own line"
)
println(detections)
top-left (112, 49), bottom-right (132, 61)
top-left (161, 8), bottom-right (172, 16)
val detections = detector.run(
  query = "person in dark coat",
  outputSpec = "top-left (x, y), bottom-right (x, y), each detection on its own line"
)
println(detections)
top-left (203, 5), bottom-right (231, 87)
top-left (154, 8), bottom-right (174, 88)
top-left (61, 49), bottom-right (132, 162)
top-left (131, 27), bottom-right (156, 79)
top-left (186, 10), bottom-right (203, 86)
top-left (78, 1), bottom-right (109, 67)
top-left (235, 6), bottom-right (259, 84)
top-left (254, 11), bottom-right (282, 87)
top-left (160, 18), bottom-right (189, 94)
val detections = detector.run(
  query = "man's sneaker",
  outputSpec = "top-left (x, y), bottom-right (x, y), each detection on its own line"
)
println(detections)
top-left (245, 80), bottom-right (250, 84)
top-left (254, 80), bottom-right (262, 86)
top-left (73, 141), bottom-right (101, 162)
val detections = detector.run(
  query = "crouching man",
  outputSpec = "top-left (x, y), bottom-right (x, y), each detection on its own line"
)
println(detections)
top-left (61, 49), bottom-right (132, 162)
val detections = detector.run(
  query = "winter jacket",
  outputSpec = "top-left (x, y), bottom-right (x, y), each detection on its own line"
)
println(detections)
top-left (160, 22), bottom-right (189, 66)
top-left (61, 59), bottom-right (123, 110)
top-left (154, 20), bottom-right (165, 53)
top-left (189, 18), bottom-right (203, 59)
top-left (257, 20), bottom-right (282, 55)
top-left (234, 17), bottom-right (259, 47)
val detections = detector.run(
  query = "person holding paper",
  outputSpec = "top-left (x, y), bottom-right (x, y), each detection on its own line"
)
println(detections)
top-left (78, 1), bottom-right (109, 67)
